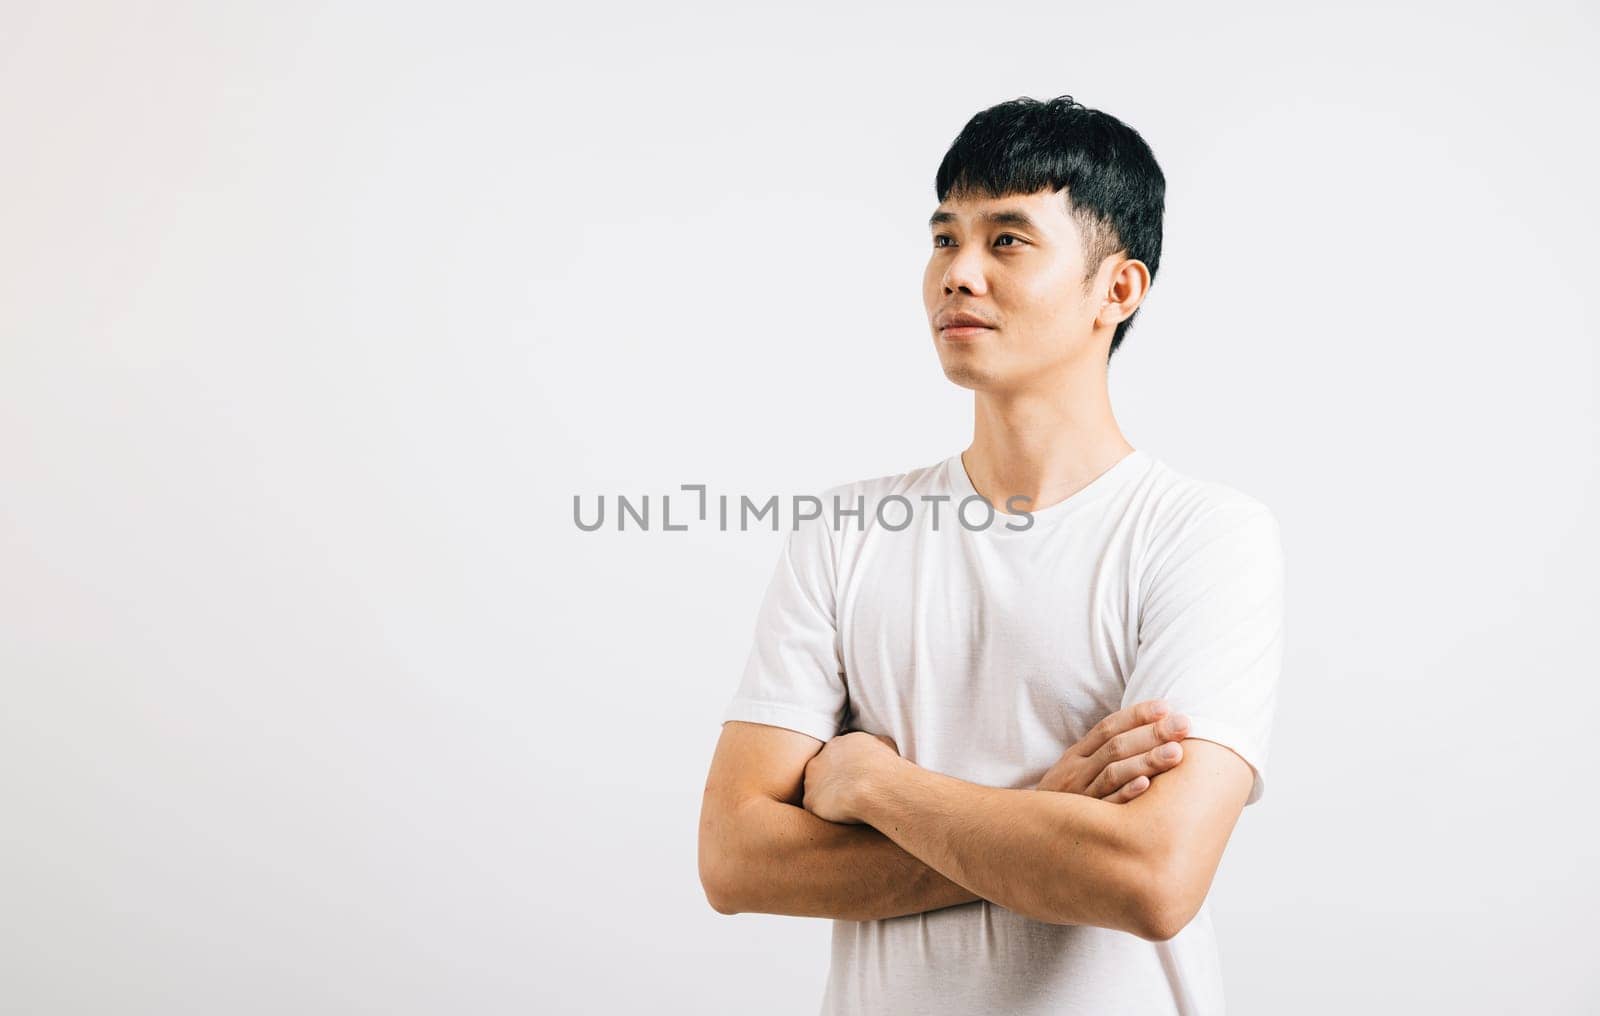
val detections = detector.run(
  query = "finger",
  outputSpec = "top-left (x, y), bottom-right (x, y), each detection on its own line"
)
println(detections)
top-left (1090, 712), bottom-right (1190, 772)
top-left (1103, 775), bottom-right (1150, 803)
top-left (1086, 740), bottom-right (1184, 798)
top-left (1074, 699), bottom-right (1170, 758)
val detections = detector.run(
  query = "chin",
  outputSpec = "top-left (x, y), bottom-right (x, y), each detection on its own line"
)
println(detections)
top-left (940, 362), bottom-right (997, 390)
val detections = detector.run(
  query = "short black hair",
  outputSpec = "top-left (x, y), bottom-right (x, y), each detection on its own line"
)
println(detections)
top-left (934, 95), bottom-right (1166, 361)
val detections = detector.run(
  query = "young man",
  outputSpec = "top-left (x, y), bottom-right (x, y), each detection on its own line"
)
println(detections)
top-left (698, 95), bottom-right (1285, 1015)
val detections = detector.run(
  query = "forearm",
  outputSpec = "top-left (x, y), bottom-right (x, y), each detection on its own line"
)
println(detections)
top-left (707, 795), bottom-right (983, 920)
top-left (856, 758), bottom-right (1157, 936)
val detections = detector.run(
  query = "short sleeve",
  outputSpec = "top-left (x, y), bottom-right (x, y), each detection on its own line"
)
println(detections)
top-left (721, 510), bottom-right (848, 743)
top-left (1123, 500), bottom-right (1285, 806)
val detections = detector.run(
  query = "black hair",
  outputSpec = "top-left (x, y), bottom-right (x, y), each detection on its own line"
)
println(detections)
top-left (934, 95), bottom-right (1166, 360)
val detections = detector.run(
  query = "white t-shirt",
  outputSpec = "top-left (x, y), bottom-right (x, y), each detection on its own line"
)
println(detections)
top-left (721, 448), bottom-right (1286, 1016)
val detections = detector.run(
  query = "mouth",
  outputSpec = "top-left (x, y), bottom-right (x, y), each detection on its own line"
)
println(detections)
top-left (938, 324), bottom-right (994, 341)
top-left (936, 311), bottom-right (997, 340)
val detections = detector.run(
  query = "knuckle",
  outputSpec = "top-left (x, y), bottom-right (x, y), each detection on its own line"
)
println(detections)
top-left (1088, 768), bottom-right (1115, 797)
top-left (1101, 758), bottom-right (1128, 787)
top-left (1056, 758), bottom-right (1086, 791)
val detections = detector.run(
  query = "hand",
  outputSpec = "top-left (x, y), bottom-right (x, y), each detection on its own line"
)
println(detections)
top-left (802, 730), bottom-right (903, 825)
top-left (1034, 699), bottom-right (1190, 802)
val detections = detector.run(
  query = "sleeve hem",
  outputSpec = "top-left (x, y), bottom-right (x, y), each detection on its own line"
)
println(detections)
top-left (721, 698), bottom-right (842, 744)
top-left (1181, 715), bottom-right (1268, 806)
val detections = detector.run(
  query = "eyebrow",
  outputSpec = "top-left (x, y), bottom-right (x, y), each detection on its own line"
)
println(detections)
top-left (928, 208), bottom-right (1041, 231)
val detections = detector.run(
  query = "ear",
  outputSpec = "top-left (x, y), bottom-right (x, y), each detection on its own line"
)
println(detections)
top-left (1096, 257), bottom-right (1152, 329)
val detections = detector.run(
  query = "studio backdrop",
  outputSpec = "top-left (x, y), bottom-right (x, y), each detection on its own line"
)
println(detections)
top-left (1, 2), bottom-right (1595, 1014)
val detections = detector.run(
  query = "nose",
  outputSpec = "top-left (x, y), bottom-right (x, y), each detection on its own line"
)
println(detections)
top-left (941, 245), bottom-right (988, 296)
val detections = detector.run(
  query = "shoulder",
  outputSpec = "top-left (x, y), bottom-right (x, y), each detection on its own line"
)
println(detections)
top-left (784, 455), bottom-right (951, 557)
top-left (1132, 453), bottom-right (1279, 535)
top-left (1127, 454), bottom-right (1283, 585)
top-left (815, 456), bottom-right (952, 508)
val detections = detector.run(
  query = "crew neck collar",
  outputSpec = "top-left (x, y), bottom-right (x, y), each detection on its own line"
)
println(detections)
top-left (944, 448), bottom-right (1148, 532)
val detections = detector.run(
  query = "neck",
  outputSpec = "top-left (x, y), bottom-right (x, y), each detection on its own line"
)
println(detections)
top-left (962, 364), bottom-right (1133, 515)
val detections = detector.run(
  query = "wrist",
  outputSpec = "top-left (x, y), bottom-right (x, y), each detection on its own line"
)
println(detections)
top-left (857, 752), bottom-right (915, 824)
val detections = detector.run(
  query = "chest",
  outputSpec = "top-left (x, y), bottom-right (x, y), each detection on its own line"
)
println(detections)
top-left (834, 526), bottom-right (1139, 788)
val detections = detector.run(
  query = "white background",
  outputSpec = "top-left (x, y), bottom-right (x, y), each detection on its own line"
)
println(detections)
top-left (2, 2), bottom-right (1596, 1013)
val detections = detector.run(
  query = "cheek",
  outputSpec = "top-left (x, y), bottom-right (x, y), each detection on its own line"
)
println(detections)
top-left (1018, 270), bottom-right (1063, 306)
top-left (1020, 271), bottom-right (1084, 322)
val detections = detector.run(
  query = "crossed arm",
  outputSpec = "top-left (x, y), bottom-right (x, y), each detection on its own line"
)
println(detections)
top-left (698, 721), bottom-right (1253, 941)
top-left (698, 720), bottom-right (982, 921)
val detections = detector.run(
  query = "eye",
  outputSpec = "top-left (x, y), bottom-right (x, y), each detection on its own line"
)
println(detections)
top-left (995, 234), bottom-right (1023, 247)
top-left (933, 234), bottom-right (954, 248)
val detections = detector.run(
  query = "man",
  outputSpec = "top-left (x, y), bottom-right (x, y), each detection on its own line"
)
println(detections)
top-left (697, 95), bottom-right (1285, 1015)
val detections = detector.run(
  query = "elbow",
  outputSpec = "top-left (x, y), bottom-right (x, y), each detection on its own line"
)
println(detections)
top-left (1044, 828), bottom-right (1195, 942)
top-left (1132, 852), bottom-right (1204, 943)
top-left (697, 806), bottom-right (746, 916)
top-left (703, 882), bottom-right (740, 916)
top-left (700, 859), bottom-right (744, 916)
top-left (1135, 893), bottom-right (1197, 943)
top-left (1038, 851), bottom-right (1190, 939)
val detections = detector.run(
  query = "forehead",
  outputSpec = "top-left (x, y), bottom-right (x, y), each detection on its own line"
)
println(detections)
top-left (928, 187), bottom-right (1073, 231)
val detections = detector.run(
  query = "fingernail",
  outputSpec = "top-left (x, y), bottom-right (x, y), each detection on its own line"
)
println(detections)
top-left (1159, 743), bottom-right (1181, 760)
top-left (1150, 701), bottom-right (1169, 716)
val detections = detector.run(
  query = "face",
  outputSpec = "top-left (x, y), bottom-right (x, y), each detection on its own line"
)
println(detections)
top-left (923, 187), bottom-right (1113, 392)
